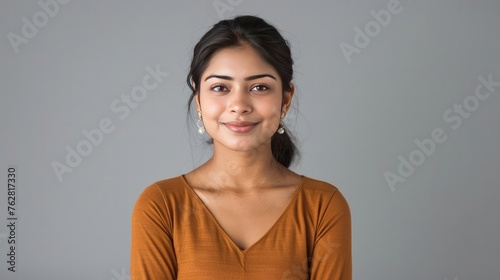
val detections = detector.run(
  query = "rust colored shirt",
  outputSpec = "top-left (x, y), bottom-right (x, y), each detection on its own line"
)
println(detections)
top-left (131, 175), bottom-right (351, 280)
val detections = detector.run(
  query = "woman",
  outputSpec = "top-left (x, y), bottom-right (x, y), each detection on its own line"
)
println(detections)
top-left (131, 15), bottom-right (351, 279)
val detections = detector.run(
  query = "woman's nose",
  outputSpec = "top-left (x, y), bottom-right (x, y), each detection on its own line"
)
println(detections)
top-left (228, 87), bottom-right (252, 115)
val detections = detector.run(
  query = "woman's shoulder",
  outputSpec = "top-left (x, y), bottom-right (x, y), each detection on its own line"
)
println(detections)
top-left (134, 175), bottom-right (190, 208)
top-left (300, 176), bottom-right (350, 215)
top-left (301, 176), bottom-right (342, 195)
top-left (153, 175), bottom-right (188, 190)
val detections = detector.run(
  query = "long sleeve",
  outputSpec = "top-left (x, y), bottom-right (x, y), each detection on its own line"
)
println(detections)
top-left (131, 184), bottom-right (177, 280)
top-left (310, 189), bottom-right (352, 280)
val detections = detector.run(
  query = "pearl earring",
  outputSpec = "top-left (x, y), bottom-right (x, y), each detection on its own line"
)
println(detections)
top-left (197, 111), bottom-right (205, 134)
top-left (277, 112), bottom-right (285, 134)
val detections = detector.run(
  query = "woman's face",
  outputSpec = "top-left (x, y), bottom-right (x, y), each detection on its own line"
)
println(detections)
top-left (196, 44), bottom-right (293, 154)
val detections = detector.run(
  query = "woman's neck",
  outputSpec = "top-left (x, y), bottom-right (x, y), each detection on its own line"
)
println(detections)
top-left (191, 145), bottom-right (290, 193)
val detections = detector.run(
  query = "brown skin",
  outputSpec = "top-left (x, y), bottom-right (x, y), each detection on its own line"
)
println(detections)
top-left (184, 44), bottom-right (302, 250)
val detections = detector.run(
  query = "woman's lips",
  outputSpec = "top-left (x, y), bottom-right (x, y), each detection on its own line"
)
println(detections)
top-left (223, 121), bottom-right (258, 133)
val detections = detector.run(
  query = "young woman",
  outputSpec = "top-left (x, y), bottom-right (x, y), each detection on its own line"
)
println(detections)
top-left (131, 15), bottom-right (351, 279)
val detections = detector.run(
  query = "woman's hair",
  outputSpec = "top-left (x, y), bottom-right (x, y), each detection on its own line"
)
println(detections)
top-left (186, 15), bottom-right (298, 168)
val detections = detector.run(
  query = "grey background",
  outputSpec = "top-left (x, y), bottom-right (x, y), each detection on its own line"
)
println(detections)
top-left (1, 0), bottom-right (499, 279)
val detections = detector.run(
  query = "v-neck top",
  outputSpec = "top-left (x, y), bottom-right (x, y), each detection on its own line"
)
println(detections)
top-left (131, 175), bottom-right (351, 280)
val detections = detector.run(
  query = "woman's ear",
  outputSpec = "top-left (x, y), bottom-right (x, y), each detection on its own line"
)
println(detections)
top-left (282, 83), bottom-right (295, 112)
top-left (194, 92), bottom-right (202, 115)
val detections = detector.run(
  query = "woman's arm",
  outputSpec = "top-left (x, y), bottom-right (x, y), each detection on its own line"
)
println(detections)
top-left (131, 184), bottom-right (177, 280)
top-left (310, 189), bottom-right (352, 280)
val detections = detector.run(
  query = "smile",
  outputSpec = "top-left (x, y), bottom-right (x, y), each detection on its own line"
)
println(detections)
top-left (223, 121), bottom-right (258, 133)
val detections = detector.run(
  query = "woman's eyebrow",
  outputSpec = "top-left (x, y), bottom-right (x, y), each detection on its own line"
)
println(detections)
top-left (245, 74), bottom-right (276, 81)
top-left (204, 74), bottom-right (277, 81)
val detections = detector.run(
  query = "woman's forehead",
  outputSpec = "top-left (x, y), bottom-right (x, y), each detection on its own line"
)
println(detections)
top-left (201, 45), bottom-right (279, 81)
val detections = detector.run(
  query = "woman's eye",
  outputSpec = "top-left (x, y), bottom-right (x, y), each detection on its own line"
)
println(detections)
top-left (251, 85), bottom-right (269, 91)
top-left (211, 85), bottom-right (228, 92)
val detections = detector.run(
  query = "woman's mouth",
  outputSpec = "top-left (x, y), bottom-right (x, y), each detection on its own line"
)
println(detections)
top-left (223, 121), bottom-right (258, 133)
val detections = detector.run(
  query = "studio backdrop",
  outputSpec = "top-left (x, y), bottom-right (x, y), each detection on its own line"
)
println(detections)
top-left (1, 0), bottom-right (499, 279)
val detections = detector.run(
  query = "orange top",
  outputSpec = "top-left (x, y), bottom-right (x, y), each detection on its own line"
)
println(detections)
top-left (131, 175), bottom-right (351, 280)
